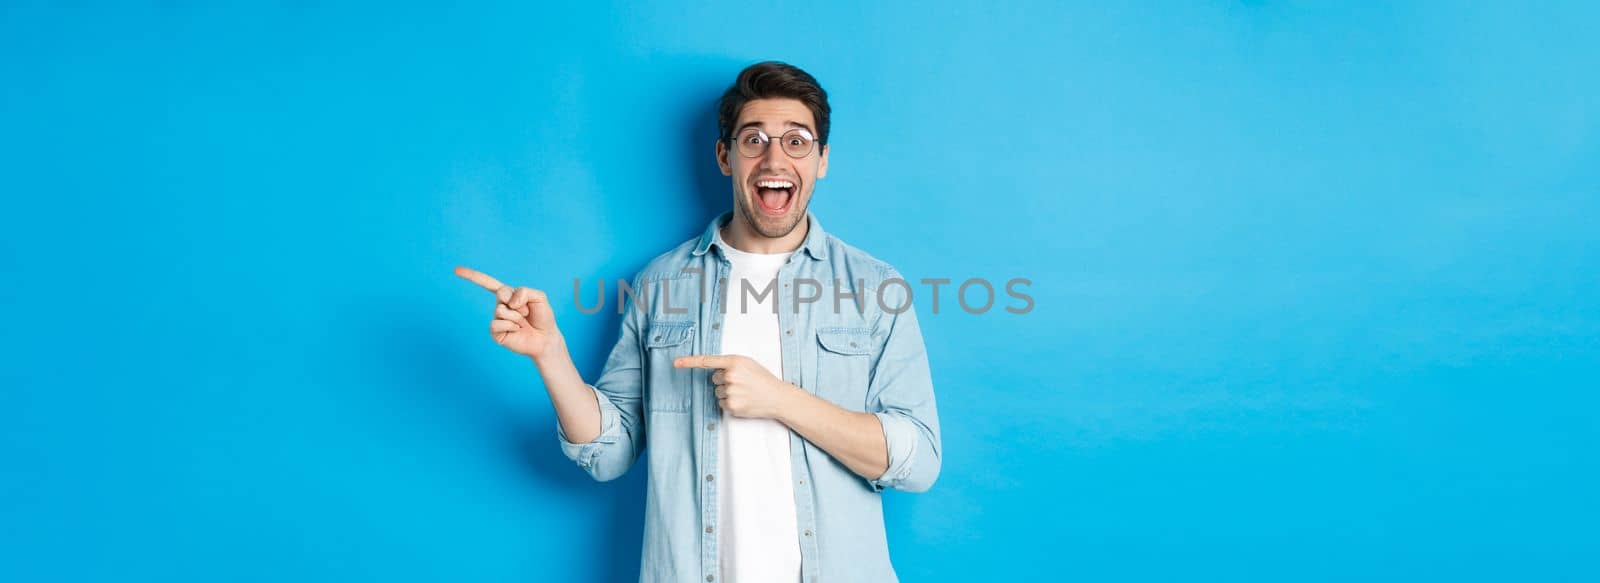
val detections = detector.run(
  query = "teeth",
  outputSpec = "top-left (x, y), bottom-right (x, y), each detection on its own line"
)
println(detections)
top-left (757, 180), bottom-right (794, 189)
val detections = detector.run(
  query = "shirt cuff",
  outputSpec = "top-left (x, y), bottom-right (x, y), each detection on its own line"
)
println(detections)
top-left (556, 384), bottom-right (622, 471)
top-left (868, 411), bottom-right (919, 492)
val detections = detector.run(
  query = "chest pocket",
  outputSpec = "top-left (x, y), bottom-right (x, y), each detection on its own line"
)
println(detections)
top-left (644, 320), bottom-right (696, 413)
top-left (814, 328), bottom-right (874, 411)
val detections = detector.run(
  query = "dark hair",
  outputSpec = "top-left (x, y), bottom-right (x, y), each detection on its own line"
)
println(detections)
top-left (717, 61), bottom-right (831, 146)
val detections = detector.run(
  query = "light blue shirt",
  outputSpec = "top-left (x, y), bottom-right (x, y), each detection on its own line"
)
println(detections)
top-left (556, 211), bottom-right (943, 583)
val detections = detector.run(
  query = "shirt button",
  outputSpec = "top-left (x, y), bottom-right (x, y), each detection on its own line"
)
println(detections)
top-left (785, 329), bottom-right (793, 336)
top-left (712, 323), bottom-right (720, 330)
top-left (707, 423), bottom-right (716, 431)
top-left (706, 526), bottom-right (714, 534)
top-left (653, 335), bottom-right (662, 342)
top-left (707, 576), bottom-right (715, 582)
top-left (706, 474), bottom-right (714, 482)
top-left (797, 479), bottom-right (805, 485)
top-left (804, 529), bottom-right (813, 537)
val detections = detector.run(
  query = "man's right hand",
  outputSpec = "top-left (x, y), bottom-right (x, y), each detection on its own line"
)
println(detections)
top-left (455, 266), bottom-right (566, 361)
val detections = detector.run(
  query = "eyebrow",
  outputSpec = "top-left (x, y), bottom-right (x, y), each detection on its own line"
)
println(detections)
top-left (736, 120), bottom-right (814, 134)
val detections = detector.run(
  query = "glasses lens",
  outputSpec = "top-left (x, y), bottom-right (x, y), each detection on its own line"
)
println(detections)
top-left (736, 129), bottom-right (768, 157)
top-left (781, 130), bottom-right (814, 158)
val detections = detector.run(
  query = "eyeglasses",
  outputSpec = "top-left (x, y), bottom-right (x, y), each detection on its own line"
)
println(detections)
top-left (730, 127), bottom-right (817, 159)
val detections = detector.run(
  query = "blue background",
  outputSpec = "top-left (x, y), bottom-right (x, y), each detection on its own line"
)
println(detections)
top-left (3, 2), bottom-right (1596, 581)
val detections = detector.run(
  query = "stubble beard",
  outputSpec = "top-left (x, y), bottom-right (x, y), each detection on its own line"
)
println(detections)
top-left (736, 188), bottom-right (808, 239)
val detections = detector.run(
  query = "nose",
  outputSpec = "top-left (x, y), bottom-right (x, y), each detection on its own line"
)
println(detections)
top-left (758, 137), bottom-right (787, 169)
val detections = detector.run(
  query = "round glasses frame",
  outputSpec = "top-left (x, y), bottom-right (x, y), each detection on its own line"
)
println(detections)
top-left (729, 127), bottom-right (817, 159)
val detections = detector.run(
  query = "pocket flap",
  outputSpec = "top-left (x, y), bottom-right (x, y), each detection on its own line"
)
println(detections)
top-left (645, 321), bottom-right (695, 348)
top-left (816, 328), bottom-right (873, 355)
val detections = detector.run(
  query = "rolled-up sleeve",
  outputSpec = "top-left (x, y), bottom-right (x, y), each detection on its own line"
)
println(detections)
top-left (864, 271), bottom-right (943, 493)
top-left (557, 384), bottom-right (636, 480)
top-left (555, 273), bottom-right (647, 482)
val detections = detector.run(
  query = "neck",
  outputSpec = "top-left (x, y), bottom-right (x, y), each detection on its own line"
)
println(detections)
top-left (723, 211), bottom-right (808, 254)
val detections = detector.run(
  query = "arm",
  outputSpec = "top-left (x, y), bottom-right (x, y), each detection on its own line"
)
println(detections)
top-left (857, 296), bottom-right (940, 496)
top-left (537, 344), bottom-right (601, 442)
top-left (675, 275), bottom-right (942, 493)
top-left (854, 276), bottom-right (942, 493)
top-left (774, 387), bottom-right (892, 484)
top-left (455, 266), bottom-right (645, 482)
top-left (553, 284), bottom-right (647, 482)
top-left (673, 353), bottom-right (890, 482)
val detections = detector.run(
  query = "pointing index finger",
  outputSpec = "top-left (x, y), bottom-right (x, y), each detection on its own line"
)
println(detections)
top-left (674, 355), bottom-right (734, 370)
top-left (454, 266), bottom-right (506, 292)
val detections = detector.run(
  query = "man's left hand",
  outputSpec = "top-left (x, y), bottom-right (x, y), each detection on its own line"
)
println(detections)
top-left (674, 355), bottom-right (799, 419)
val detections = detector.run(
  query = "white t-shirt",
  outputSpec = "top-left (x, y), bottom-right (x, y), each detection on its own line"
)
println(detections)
top-left (715, 237), bottom-right (802, 583)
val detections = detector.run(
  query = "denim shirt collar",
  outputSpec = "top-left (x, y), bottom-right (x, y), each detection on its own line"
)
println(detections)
top-left (691, 210), bottom-right (828, 261)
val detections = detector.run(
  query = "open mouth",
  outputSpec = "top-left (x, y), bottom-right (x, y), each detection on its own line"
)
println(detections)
top-left (753, 178), bottom-right (796, 216)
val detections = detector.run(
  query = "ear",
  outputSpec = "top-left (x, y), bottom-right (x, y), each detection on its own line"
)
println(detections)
top-left (817, 143), bottom-right (829, 179)
top-left (716, 139), bottom-right (732, 176)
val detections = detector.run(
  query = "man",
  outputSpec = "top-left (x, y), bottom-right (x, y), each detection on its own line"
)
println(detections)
top-left (455, 61), bottom-right (941, 583)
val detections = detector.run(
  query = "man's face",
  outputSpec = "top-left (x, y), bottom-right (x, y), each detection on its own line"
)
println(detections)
top-left (717, 98), bottom-right (830, 238)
